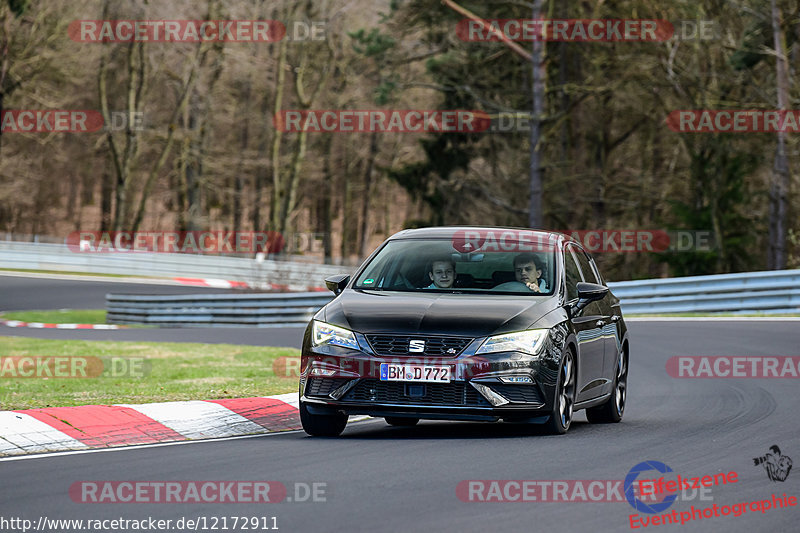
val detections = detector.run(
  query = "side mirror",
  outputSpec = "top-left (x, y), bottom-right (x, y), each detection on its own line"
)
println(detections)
top-left (572, 282), bottom-right (608, 313)
top-left (325, 274), bottom-right (350, 295)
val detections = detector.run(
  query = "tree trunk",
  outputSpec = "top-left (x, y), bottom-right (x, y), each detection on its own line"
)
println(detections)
top-left (321, 135), bottom-right (334, 262)
top-left (528, 0), bottom-right (546, 229)
top-left (768, 0), bottom-right (790, 270)
top-left (270, 36), bottom-right (288, 231)
top-left (358, 131), bottom-right (379, 257)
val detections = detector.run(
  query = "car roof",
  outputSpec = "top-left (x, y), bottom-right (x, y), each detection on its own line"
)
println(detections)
top-left (387, 226), bottom-right (569, 247)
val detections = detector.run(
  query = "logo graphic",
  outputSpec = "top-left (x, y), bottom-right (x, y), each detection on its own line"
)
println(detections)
top-left (408, 340), bottom-right (425, 353)
top-left (624, 461), bottom-right (678, 514)
top-left (753, 445), bottom-right (793, 482)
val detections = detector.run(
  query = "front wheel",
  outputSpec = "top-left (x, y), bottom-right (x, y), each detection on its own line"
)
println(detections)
top-left (545, 349), bottom-right (576, 435)
top-left (586, 347), bottom-right (627, 424)
top-left (300, 402), bottom-right (348, 437)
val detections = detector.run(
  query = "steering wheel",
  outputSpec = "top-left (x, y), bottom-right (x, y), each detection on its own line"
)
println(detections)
top-left (493, 281), bottom-right (536, 293)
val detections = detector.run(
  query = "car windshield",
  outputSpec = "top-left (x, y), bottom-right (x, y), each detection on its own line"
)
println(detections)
top-left (353, 238), bottom-right (556, 295)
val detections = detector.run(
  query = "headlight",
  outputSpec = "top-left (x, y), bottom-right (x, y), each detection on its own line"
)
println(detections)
top-left (312, 320), bottom-right (360, 350)
top-left (476, 329), bottom-right (548, 356)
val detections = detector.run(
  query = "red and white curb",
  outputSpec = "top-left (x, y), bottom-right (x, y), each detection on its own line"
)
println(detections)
top-left (173, 277), bottom-right (250, 289)
top-left (172, 277), bottom-right (327, 292)
top-left (0, 393), bottom-right (302, 456)
top-left (0, 320), bottom-right (122, 330)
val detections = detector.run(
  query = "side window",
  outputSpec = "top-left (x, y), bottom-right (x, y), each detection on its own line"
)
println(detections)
top-left (573, 247), bottom-right (599, 284)
top-left (563, 247), bottom-right (581, 301)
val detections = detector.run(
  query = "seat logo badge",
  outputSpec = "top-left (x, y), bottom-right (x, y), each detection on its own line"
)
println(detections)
top-left (409, 340), bottom-right (425, 353)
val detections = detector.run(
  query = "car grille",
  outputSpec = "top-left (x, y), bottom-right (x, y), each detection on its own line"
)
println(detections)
top-left (341, 380), bottom-right (491, 407)
top-left (306, 378), bottom-right (349, 398)
top-left (487, 384), bottom-right (544, 405)
top-left (365, 334), bottom-right (473, 357)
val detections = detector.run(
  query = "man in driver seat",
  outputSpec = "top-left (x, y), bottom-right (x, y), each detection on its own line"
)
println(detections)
top-left (514, 253), bottom-right (547, 293)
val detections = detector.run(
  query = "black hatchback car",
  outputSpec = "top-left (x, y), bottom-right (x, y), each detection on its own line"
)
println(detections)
top-left (299, 227), bottom-right (629, 436)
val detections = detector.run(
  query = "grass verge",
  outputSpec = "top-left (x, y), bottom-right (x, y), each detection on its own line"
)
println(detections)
top-left (2, 309), bottom-right (108, 324)
top-left (0, 268), bottom-right (143, 278)
top-left (0, 336), bottom-right (300, 410)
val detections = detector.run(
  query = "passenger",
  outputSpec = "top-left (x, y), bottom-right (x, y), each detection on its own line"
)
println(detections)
top-left (425, 258), bottom-right (455, 289)
top-left (514, 253), bottom-right (547, 293)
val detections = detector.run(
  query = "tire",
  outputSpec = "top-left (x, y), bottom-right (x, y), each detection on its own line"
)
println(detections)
top-left (300, 402), bottom-right (348, 437)
top-left (545, 349), bottom-right (576, 435)
top-left (586, 347), bottom-right (628, 424)
top-left (385, 417), bottom-right (419, 427)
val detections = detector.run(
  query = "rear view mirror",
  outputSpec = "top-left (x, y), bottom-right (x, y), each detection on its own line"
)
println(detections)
top-left (325, 274), bottom-right (350, 295)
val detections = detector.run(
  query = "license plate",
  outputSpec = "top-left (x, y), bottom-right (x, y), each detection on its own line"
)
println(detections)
top-left (380, 363), bottom-right (451, 383)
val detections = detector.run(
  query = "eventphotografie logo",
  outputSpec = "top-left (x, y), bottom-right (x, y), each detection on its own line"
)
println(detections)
top-left (624, 461), bottom-right (737, 514)
top-left (753, 445), bottom-right (793, 482)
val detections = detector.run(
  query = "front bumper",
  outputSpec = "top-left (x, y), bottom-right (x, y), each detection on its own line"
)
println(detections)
top-left (299, 332), bottom-right (565, 422)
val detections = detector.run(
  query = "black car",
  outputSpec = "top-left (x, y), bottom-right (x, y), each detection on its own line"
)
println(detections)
top-left (299, 227), bottom-right (629, 436)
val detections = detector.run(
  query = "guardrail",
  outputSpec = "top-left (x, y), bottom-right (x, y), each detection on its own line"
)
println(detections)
top-left (0, 241), bottom-right (349, 290)
top-left (104, 269), bottom-right (799, 327)
top-left (106, 292), bottom-right (335, 327)
top-left (607, 269), bottom-right (800, 315)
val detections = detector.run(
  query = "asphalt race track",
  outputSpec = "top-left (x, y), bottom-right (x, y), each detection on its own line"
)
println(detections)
top-left (0, 274), bottom-right (303, 347)
top-left (0, 274), bottom-right (234, 311)
top-left (2, 276), bottom-right (799, 532)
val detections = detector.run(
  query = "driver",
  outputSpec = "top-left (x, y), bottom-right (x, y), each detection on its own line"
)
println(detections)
top-left (514, 253), bottom-right (547, 293)
top-left (425, 258), bottom-right (455, 289)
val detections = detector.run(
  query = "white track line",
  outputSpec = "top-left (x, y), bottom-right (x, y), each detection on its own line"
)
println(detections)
top-left (626, 316), bottom-right (800, 321)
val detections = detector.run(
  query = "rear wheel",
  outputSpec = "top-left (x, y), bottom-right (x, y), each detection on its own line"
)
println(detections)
top-left (545, 349), bottom-right (576, 435)
top-left (300, 402), bottom-right (348, 437)
top-left (385, 417), bottom-right (419, 427)
top-left (586, 347), bottom-right (627, 424)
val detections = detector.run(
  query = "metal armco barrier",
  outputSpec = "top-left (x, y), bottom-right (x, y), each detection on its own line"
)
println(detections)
top-left (0, 241), bottom-right (348, 290)
top-left (106, 292), bottom-right (335, 327)
top-left (607, 269), bottom-right (800, 315)
top-left (104, 269), bottom-right (799, 326)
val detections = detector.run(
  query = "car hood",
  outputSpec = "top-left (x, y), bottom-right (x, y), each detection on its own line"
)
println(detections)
top-left (321, 289), bottom-right (558, 337)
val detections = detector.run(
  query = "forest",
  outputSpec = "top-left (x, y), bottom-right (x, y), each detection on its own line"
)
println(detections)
top-left (0, 0), bottom-right (798, 281)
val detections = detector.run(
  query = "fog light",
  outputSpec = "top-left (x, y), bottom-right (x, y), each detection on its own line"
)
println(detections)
top-left (470, 383), bottom-right (510, 406)
top-left (310, 367), bottom-right (336, 377)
